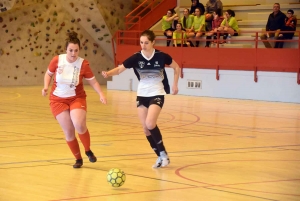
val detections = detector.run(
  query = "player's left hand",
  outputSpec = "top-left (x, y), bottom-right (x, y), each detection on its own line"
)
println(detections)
top-left (100, 93), bottom-right (107, 104)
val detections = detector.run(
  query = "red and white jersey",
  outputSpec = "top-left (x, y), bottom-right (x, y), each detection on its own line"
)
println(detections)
top-left (47, 54), bottom-right (95, 99)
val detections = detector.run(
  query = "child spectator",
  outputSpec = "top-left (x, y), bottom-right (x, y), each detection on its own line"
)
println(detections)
top-left (274, 9), bottom-right (297, 48)
top-left (218, 9), bottom-right (239, 43)
top-left (173, 23), bottom-right (188, 47)
top-left (190, 7), bottom-right (206, 47)
top-left (162, 9), bottom-right (179, 46)
top-left (180, 8), bottom-right (195, 46)
top-left (205, 8), bottom-right (224, 47)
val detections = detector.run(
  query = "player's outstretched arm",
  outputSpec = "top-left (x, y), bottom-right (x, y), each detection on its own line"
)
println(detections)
top-left (102, 65), bottom-right (126, 78)
top-left (169, 60), bottom-right (180, 95)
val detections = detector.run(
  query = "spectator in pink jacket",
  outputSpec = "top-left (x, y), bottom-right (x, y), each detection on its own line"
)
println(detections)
top-left (205, 8), bottom-right (224, 47)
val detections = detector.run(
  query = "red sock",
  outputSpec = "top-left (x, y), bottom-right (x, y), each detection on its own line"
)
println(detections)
top-left (66, 138), bottom-right (82, 160)
top-left (78, 130), bottom-right (90, 152)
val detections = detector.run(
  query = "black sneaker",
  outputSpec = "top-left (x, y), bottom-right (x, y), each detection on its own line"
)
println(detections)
top-left (73, 159), bottom-right (83, 168)
top-left (85, 150), bottom-right (97, 163)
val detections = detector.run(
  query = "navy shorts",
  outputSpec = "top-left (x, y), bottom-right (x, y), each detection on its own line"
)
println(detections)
top-left (136, 96), bottom-right (165, 108)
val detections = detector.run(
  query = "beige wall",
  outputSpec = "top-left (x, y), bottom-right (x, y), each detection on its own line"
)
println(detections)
top-left (0, 0), bottom-right (132, 86)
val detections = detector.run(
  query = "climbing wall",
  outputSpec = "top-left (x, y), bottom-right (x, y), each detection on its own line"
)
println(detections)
top-left (96, 0), bottom-right (132, 34)
top-left (0, 0), bottom-right (132, 86)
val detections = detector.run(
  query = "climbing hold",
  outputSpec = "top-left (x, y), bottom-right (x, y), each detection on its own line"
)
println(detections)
top-left (0, 17), bottom-right (3, 23)
top-left (47, 18), bottom-right (50, 22)
top-left (104, 33), bottom-right (109, 37)
top-left (77, 18), bottom-right (81, 22)
top-left (61, 22), bottom-right (65, 26)
top-left (70, 2), bottom-right (74, 8)
top-left (2, 24), bottom-right (7, 28)
top-left (93, 50), bottom-right (97, 54)
top-left (37, 18), bottom-right (43, 23)
top-left (75, 8), bottom-right (79, 12)
top-left (95, 28), bottom-right (100, 32)
top-left (53, 11), bottom-right (57, 16)
top-left (93, 43), bottom-right (99, 48)
top-left (71, 19), bottom-right (75, 23)
top-left (92, 24), bottom-right (97, 29)
top-left (7, 40), bottom-right (12, 43)
top-left (101, 25), bottom-right (105, 29)
top-left (98, 37), bottom-right (103, 41)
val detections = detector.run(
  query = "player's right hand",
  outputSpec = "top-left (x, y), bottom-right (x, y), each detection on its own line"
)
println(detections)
top-left (42, 88), bottom-right (48, 96)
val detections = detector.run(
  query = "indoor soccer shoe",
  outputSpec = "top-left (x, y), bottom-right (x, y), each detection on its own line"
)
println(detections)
top-left (73, 159), bottom-right (83, 168)
top-left (85, 150), bottom-right (97, 163)
top-left (160, 151), bottom-right (170, 167)
top-left (152, 157), bottom-right (162, 168)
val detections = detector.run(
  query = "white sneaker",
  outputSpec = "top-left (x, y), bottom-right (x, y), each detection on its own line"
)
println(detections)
top-left (152, 157), bottom-right (162, 168)
top-left (160, 151), bottom-right (170, 167)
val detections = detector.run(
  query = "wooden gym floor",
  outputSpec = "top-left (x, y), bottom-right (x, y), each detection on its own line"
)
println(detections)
top-left (0, 86), bottom-right (299, 201)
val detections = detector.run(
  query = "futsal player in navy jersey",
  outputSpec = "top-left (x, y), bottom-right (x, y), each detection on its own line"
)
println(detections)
top-left (102, 30), bottom-right (180, 168)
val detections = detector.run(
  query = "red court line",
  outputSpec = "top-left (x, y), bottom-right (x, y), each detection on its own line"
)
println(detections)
top-left (175, 160), bottom-right (300, 197)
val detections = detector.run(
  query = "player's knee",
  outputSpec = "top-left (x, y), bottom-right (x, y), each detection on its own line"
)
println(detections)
top-left (145, 121), bottom-right (156, 130)
top-left (75, 124), bottom-right (87, 134)
top-left (65, 132), bottom-right (76, 141)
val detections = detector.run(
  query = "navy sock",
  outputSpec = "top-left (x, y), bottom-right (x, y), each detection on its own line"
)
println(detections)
top-left (146, 135), bottom-right (160, 156)
top-left (148, 125), bottom-right (166, 153)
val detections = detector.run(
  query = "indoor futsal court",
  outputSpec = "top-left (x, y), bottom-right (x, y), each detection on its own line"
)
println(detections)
top-left (0, 86), bottom-right (299, 201)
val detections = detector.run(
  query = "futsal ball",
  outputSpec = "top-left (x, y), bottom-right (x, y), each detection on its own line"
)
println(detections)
top-left (107, 168), bottom-right (126, 187)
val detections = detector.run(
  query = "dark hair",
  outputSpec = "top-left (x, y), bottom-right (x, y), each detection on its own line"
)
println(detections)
top-left (176, 23), bottom-right (183, 29)
top-left (215, 8), bottom-right (222, 16)
top-left (183, 8), bottom-right (189, 28)
top-left (226, 9), bottom-right (235, 17)
top-left (287, 9), bottom-right (294, 14)
top-left (140, 30), bottom-right (156, 42)
top-left (195, 7), bottom-right (203, 15)
top-left (65, 31), bottom-right (81, 49)
top-left (168, 8), bottom-right (176, 14)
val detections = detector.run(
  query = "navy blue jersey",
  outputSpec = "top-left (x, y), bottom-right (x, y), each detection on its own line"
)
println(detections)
top-left (123, 49), bottom-right (172, 96)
